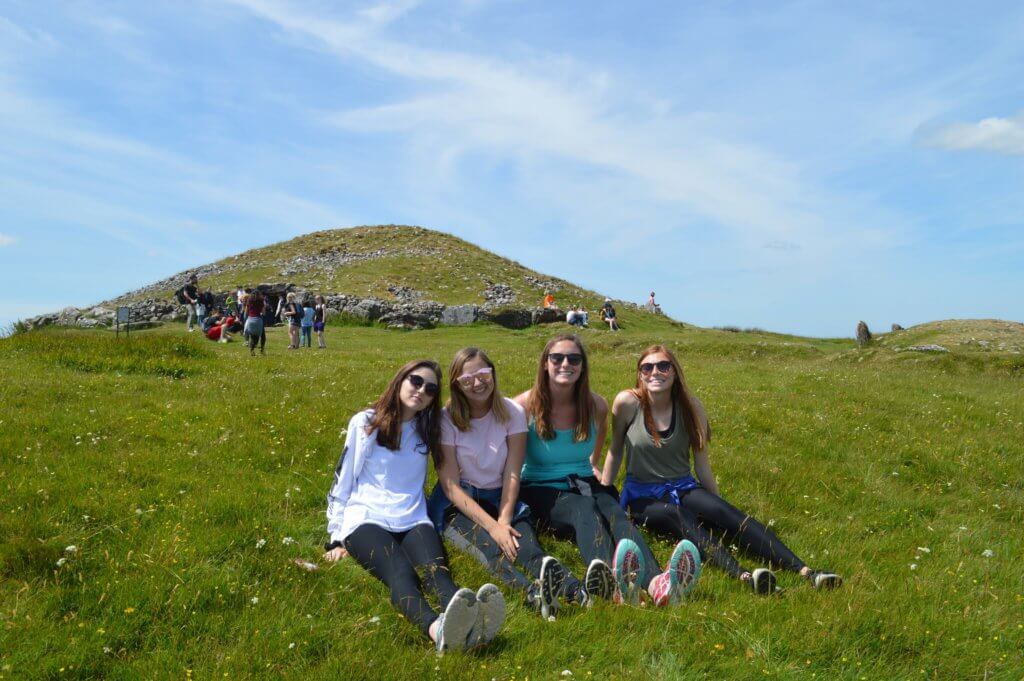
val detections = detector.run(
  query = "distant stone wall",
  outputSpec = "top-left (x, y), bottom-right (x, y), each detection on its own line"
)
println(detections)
top-left (21, 285), bottom-right (641, 331)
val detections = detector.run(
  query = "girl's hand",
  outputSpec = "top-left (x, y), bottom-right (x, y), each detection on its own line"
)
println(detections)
top-left (592, 465), bottom-right (603, 480)
top-left (488, 523), bottom-right (521, 561)
top-left (323, 546), bottom-right (348, 562)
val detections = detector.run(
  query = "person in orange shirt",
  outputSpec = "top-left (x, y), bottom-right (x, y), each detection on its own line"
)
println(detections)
top-left (543, 291), bottom-right (555, 309)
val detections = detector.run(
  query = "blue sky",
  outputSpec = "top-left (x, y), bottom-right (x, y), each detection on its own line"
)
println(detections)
top-left (1, 1), bottom-right (1022, 337)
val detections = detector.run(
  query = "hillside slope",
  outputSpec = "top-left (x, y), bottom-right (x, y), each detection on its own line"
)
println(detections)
top-left (116, 225), bottom-right (613, 311)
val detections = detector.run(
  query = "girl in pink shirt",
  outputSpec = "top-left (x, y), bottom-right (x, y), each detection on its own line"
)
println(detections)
top-left (427, 347), bottom-right (613, 619)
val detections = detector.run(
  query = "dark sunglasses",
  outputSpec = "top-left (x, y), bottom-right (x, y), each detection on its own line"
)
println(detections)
top-left (548, 352), bottom-right (583, 366)
top-left (639, 360), bottom-right (674, 375)
top-left (406, 374), bottom-right (440, 396)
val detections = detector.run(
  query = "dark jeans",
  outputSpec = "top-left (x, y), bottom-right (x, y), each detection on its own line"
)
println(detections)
top-left (343, 523), bottom-right (459, 637)
top-left (519, 478), bottom-right (659, 587)
top-left (628, 488), bottom-right (806, 575)
top-left (444, 500), bottom-right (583, 599)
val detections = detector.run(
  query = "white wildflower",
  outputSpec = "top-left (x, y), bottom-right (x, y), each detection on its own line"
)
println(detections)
top-left (288, 642), bottom-right (296, 650)
top-left (65, 545), bottom-right (78, 553)
top-left (255, 538), bottom-right (267, 549)
top-left (958, 526), bottom-right (968, 531)
top-left (103, 647), bottom-right (112, 654)
top-left (561, 671), bottom-right (573, 677)
top-left (982, 549), bottom-right (994, 558)
top-left (909, 563), bottom-right (917, 570)
top-left (56, 557), bottom-right (67, 568)
top-left (282, 537), bottom-right (296, 546)
top-left (250, 596), bottom-right (259, 604)
top-left (917, 547), bottom-right (931, 553)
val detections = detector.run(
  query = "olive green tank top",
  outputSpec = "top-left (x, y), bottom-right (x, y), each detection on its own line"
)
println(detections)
top-left (624, 404), bottom-right (692, 483)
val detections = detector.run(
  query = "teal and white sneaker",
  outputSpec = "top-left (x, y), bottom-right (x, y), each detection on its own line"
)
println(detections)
top-left (435, 587), bottom-right (477, 654)
top-left (582, 558), bottom-right (614, 604)
top-left (612, 539), bottom-right (645, 606)
top-left (538, 556), bottom-right (567, 620)
top-left (467, 583), bottom-right (505, 649)
top-left (650, 539), bottom-right (702, 606)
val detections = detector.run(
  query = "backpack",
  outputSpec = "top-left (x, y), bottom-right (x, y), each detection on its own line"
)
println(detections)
top-left (175, 286), bottom-right (187, 304)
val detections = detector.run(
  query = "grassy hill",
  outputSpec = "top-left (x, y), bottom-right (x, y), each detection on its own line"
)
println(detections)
top-left (2, 312), bottom-right (1022, 679)
top-left (115, 225), bottom-right (621, 313)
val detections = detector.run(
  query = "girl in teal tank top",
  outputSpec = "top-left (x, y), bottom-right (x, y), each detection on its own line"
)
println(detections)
top-left (515, 334), bottom-right (702, 607)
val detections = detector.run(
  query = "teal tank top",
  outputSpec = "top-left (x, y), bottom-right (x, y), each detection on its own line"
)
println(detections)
top-left (521, 420), bottom-right (596, 490)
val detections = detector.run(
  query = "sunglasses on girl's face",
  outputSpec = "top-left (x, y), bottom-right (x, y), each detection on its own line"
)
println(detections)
top-left (639, 360), bottom-right (674, 375)
top-left (406, 374), bottom-right (440, 396)
top-left (548, 352), bottom-right (583, 366)
top-left (456, 367), bottom-right (493, 388)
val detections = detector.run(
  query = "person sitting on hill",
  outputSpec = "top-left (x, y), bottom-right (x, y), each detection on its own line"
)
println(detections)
top-left (601, 299), bottom-right (620, 331)
top-left (206, 314), bottom-right (236, 343)
top-left (601, 345), bottom-right (843, 595)
top-left (324, 359), bottom-right (506, 653)
top-left (566, 307), bottom-right (580, 326)
top-left (543, 291), bottom-right (556, 309)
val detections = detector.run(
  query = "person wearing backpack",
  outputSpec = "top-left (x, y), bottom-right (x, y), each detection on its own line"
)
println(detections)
top-left (176, 275), bottom-right (199, 332)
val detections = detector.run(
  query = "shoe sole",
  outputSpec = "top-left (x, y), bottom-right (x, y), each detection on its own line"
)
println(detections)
top-left (584, 559), bottom-right (614, 602)
top-left (751, 568), bottom-right (776, 595)
top-left (470, 584), bottom-right (505, 648)
top-left (438, 588), bottom-right (478, 653)
top-left (813, 573), bottom-right (842, 590)
top-left (668, 539), bottom-right (702, 603)
top-left (539, 557), bottom-right (566, 620)
top-left (613, 540), bottom-right (644, 606)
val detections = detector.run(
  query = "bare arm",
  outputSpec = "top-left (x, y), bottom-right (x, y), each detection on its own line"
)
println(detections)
top-left (693, 449), bottom-right (719, 496)
top-left (438, 442), bottom-right (522, 560)
top-left (498, 432), bottom-right (526, 525)
top-left (589, 393), bottom-right (609, 478)
top-left (601, 391), bottom-right (638, 486)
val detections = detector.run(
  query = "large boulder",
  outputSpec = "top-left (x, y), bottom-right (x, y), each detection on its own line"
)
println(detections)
top-left (856, 321), bottom-right (872, 347)
top-left (347, 298), bottom-right (384, 321)
top-left (485, 308), bottom-right (533, 330)
top-left (441, 304), bottom-right (480, 326)
top-left (531, 308), bottom-right (563, 325)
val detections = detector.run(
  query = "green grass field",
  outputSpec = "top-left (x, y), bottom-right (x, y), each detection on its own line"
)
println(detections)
top-left (1, 318), bottom-right (1022, 680)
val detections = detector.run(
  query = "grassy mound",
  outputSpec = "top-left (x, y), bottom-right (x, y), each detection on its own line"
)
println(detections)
top-left (1, 320), bottom-right (1021, 679)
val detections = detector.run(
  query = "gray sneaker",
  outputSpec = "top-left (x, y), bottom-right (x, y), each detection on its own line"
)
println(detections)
top-left (806, 570), bottom-right (842, 590)
top-left (435, 588), bottom-right (477, 654)
top-left (467, 583), bottom-right (505, 649)
top-left (538, 556), bottom-right (567, 620)
top-left (750, 568), bottom-right (777, 595)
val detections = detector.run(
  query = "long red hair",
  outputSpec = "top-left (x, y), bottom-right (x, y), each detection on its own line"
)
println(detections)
top-left (526, 334), bottom-right (594, 442)
top-left (633, 345), bottom-right (707, 452)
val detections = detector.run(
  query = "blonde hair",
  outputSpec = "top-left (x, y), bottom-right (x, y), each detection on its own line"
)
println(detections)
top-left (446, 347), bottom-right (509, 431)
top-left (286, 292), bottom-right (296, 303)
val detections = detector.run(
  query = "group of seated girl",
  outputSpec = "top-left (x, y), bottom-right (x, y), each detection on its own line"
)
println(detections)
top-left (324, 334), bottom-right (841, 653)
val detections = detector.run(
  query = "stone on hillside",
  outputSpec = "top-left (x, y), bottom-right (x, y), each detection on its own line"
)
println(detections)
top-left (906, 344), bottom-right (949, 353)
top-left (483, 283), bottom-right (516, 308)
top-left (347, 299), bottom-right (384, 321)
top-left (57, 307), bottom-right (82, 325)
top-left (891, 323), bottom-right (904, 332)
top-left (441, 305), bottom-right (480, 326)
top-left (524, 275), bottom-right (560, 292)
top-left (856, 321), bottom-right (872, 347)
top-left (387, 285), bottom-right (424, 303)
top-left (532, 308), bottom-right (563, 325)
top-left (485, 308), bottom-right (533, 330)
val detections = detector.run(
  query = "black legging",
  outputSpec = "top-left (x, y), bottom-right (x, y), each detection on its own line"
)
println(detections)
top-left (445, 501), bottom-right (583, 599)
top-left (343, 523), bottom-right (458, 637)
top-left (519, 479), bottom-right (659, 587)
top-left (627, 488), bottom-right (806, 577)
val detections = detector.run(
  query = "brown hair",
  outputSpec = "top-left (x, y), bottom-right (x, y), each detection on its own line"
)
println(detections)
top-left (527, 334), bottom-right (594, 442)
top-left (368, 359), bottom-right (443, 464)
top-left (447, 347), bottom-right (509, 431)
top-left (633, 345), bottom-right (707, 451)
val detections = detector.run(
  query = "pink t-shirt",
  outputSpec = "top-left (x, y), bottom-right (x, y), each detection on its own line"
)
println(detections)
top-left (440, 398), bottom-right (528, 489)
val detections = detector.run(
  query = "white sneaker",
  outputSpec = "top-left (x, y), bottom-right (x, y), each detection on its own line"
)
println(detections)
top-left (583, 558), bottom-right (614, 603)
top-left (435, 588), bottom-right (477, 654)
top-left (467, 584), bottom-right (505, 649)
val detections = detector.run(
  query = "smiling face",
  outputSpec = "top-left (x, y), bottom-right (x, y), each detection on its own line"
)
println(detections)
top-left (546, 339), bottom-right (584, 387)
top-left (456, 356), bottom-right (494, 408)
top-left (399, 366), bottom-right (439, 419)
top-left (638, 351), bottom-right (676, 396)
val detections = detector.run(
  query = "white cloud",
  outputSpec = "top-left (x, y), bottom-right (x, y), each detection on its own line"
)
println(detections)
top-left (0, 233), bottom-right (15, 247)
top-left (225, 0), bottom-right (893, 261)
top-left (925, 114), bottom-right (1024, 155)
